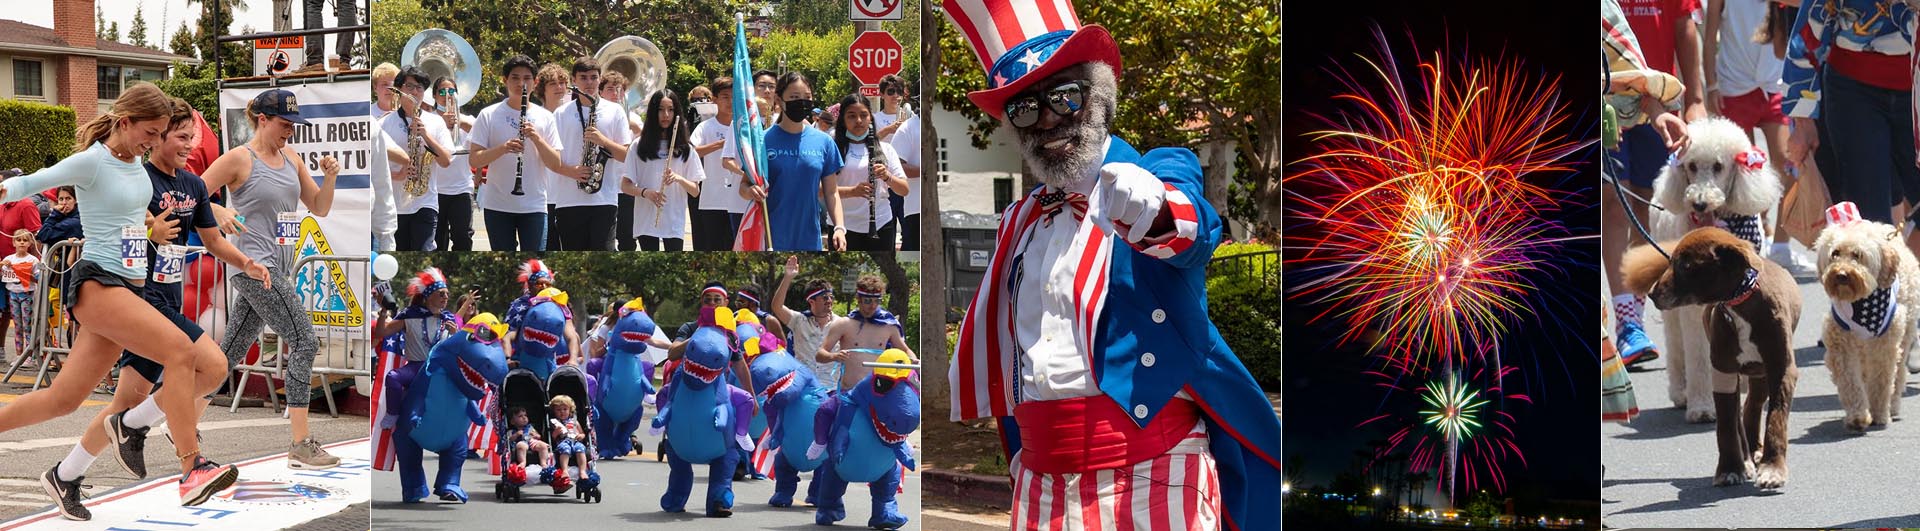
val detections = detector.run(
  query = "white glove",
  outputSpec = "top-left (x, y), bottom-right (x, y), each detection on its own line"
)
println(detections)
top-left (806, 441), bottom-right (828, 461)
top-left (737, 434), bottom-right (756, 452)
top-left (378, 413), bottom-right (399, 430)
top-left (648, 424), bottom-right (665, 437)
top-left (1097, 162), bottom-right (1166, 243)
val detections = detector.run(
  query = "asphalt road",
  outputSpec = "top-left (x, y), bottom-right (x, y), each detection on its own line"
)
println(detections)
top-left (371, 406), bottom-right (922, 531)
top-left (0, 376), bottom-right (370, 528)
top-left (1602, 254), bottom-right (1920, 528)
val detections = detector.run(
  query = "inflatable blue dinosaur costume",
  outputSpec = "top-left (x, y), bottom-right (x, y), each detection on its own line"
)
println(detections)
top-left (809, 349), bottom-right (920, 528)
top-left (514, 288), bottom-right (571, 381)
top-left (593, 297), bottom-right (660, 459)
top-left (653, 308), bottom-right (755, 516)
top-left (734, 310), bottom-right (830, 506)
top-left (390, 314), bottom-right (509, 503)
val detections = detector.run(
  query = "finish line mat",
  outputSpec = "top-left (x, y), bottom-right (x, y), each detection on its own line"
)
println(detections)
top-left (0, 438), bottom-right (370, 531)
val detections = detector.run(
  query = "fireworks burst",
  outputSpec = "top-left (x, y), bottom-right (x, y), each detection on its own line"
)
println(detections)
top-left (1361, 364), bottom-right (1529, 501)
top-left (1286, 30), bottom-right (1588, 373)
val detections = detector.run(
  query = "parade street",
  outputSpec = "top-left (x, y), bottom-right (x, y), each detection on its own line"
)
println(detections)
top-left (0, 378), bottom-right (370, 530)
top-left (372, 408), bottom-right (922, 530)
top-left (1602, 262), bottom-right (1920, 528)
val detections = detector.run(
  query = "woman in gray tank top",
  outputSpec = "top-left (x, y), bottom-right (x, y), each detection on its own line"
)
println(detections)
top-left (199, 89), bottom-right (343, 470)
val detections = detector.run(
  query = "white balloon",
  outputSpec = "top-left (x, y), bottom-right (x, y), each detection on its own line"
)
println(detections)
top-left (373, 253), bottom-right (400, 280)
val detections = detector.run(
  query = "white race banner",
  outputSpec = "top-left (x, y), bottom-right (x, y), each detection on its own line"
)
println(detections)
top-left (218, 80), bottom-right (372, 333)
top-left (0, 439), bottom-right (372, 531)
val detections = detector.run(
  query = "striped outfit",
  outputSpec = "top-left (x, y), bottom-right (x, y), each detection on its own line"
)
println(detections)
top-left (1009, 422), bottom-right (1221, 531)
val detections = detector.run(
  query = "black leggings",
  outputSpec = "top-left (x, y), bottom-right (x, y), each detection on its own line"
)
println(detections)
top-left (395, 209), bottom-right (437, 251)
top-left (899, 214), bottom-right (920, 251)
top-left (636, 236), bottom-right (684, 252)
top-left (616, 193), bottom-right (637, 251)
top-left (845, 221), bottom-right (897, 252)
top-left (436, 193), bottom-right (473, 251)
top-left (553, 205), bottom-right (618, 251)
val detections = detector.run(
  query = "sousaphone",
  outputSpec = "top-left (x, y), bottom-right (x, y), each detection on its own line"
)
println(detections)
top-left (594, 36), bottom-right (668, 111)
top-left (401, 28), bottom-right (482, 110)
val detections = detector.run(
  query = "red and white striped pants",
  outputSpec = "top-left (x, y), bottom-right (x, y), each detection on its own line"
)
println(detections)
top-left (1009, 422), bottom-right (1221, 531)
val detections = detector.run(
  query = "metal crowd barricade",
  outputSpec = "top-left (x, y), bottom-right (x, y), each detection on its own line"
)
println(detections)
top-left (3, 240), bottom-right (82, 390)
top-left (226, 254), bottom-right (371, 418)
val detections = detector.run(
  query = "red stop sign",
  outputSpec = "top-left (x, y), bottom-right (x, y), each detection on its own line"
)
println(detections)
top-left (848, 31), bottom-right (903, 86)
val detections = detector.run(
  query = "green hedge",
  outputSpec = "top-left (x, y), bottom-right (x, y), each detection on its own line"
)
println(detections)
top-left (0, 100), bottom-right (76, 173)
top-left (1207, 242), bottom-right (1281, 387)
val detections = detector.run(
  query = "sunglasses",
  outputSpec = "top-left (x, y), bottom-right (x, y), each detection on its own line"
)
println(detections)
top-left (438, 88), bottom-right (456, 97)
top-left (856, 294), bottom-right (882, 302)
top-left (883, 89), bottom-right (905, 97)
top-left (1005, 80), bottom-right (1089, 129)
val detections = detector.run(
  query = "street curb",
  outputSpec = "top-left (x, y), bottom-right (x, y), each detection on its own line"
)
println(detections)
top-left (923, 468), bottom-right (1012, 508)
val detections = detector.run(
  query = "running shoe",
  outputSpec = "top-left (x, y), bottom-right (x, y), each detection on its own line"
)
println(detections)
top-left (178, 457), bottom-right (238, 506)
top-left (289, 437), bottom-right (340, 469)
top-left (105, 411), bottom-right (150, 479)
top-left (1618, 320), bottom-right (1661, 368)
top-left (40, 466), bottom-right (90, 521)
top-left (1768, 244), bottom-right (1818, 279)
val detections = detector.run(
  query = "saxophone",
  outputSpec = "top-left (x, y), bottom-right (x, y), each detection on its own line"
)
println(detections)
top-left (510, 89), bottom-right (529, 196)
top-left (571, 87), bottom-right (611, 194)
top-left (388, 87), bottom-right (432, 197)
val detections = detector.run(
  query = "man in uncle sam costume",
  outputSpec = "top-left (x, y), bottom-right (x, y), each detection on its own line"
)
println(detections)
top-left (942, 1), bottom-right (1282, 529)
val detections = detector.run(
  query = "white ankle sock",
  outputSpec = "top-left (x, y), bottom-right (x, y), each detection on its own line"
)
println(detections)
top-left (56, 446), bottom-right (96, 482)
top-left (123, 397), bottom-right (165, 428)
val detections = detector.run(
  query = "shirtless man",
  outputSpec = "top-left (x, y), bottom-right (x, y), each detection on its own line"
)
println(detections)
top-left (815, 275), bottom-right (916, 391)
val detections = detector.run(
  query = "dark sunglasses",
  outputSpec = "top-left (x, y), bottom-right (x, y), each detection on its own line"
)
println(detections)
top-left (883, 89), bottom-right (905, 97)
top-left (437, 88), bottom-right (456, 97)
top-left (1004, 80), bottom-right (1089, 128)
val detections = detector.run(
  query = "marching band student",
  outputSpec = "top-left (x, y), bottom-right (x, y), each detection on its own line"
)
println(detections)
top-left (372, 62), bottom-right (402, 251)
top-left (0, 83), bottom-right (258, 508)
top-left (597, 72), bottom-right (642, 251)
top-left (382, 66), bottom-right (455, 251)
top-left (200, 88), bottom-right (344, 473)
top-left (692, 78), bottom-right (746, 250)
top-left (831, 94), bottom-right (909, 252)
top-left (552, 57), bottom-right (633, 251)
top-left (623, 89), bottom-right (704, 251)
top-left (432, 76), bottom-right (478, 252)
top-left (872, 74), bottom-right (911, 142)
top-left (891, 105), bottom-right (923, 251)
top-left (740, 72), bottom-right (846, 251)
top-left (753, 70), bottom-right (779, 128)
top-left (536, 64), bottom-right (572, 243)
top-left (468, 55), bottom-right (574, 252)
top-left (372, 62), bottom-right (400, 118)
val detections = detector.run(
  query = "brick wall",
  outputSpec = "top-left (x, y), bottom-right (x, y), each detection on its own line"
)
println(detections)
top-left (53, 0), bottom-right (99, 125)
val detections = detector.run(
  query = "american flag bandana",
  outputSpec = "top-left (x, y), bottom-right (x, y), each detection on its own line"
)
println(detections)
top-left (1716, 214), bottom-right (1765, 252)
top-left (1834, 279), bottom-right (1900, 338)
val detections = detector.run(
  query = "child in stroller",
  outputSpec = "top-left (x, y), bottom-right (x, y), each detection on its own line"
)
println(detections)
top-left (548, 395), bottom-right (589, 492)
top-left (506, 407), bottom-right (549, 467)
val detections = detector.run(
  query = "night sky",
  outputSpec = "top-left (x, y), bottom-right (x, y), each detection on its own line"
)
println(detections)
top-left (1282, 0), bottom-right (1602, 515)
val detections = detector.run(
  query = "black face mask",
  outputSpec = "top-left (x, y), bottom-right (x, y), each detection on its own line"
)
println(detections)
top-left (783, 99), bottom-right (813, 123)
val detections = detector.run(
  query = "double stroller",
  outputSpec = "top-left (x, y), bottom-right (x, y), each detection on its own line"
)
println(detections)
top-left (491, 365), bottom-right (604, 503)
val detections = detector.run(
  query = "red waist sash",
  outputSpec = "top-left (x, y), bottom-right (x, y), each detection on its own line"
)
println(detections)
top-left (1013, 395), bottom-right (1200, 475)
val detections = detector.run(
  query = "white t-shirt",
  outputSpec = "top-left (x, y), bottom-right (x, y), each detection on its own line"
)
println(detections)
top-left (371, 128), bottom-right (398, 248)
top-left (434, 113), bottom-right (475, 195)
top-left (470, 99), bottom-right (564, 214)
top-left (2, 254), bottom-right (36, 293)
top-left (890, 115), bottom-right (922, 217)
top-left (839, 142), bottom-right (905, 234)
top-left (624, 144), bottom-right (707, 239)
top-left (379, 111), bottom-right (454, 215)
top-left (1713, 0), bottom-right (1785, 97)
top-left (783, 309), bottom-right (842, 386)
top-left (550, 99), bottom-right (633, 208)
top-left (693, 117), bottom-right (747, 214)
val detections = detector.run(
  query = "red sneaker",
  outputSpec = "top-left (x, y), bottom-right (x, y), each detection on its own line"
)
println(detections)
top-left (178, 458), bottom-right (238, 506)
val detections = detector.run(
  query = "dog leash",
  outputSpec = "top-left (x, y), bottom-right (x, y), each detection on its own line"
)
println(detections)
top-left (1603, 48), bottom-right (1674, 261)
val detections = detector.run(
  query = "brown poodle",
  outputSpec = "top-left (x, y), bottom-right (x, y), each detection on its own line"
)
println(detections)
top-left (1623, 227), bottom-right (1800, 489)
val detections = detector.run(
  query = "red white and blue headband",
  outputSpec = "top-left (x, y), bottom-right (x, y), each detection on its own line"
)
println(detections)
top-left (807, 288), bottom-right (833, 301)
top-left (703, 285), bottom-right (729, 298)
top-left (407, 268), bottom-right (448, 298)
top-left (736, 291), bottom-right (760, 306)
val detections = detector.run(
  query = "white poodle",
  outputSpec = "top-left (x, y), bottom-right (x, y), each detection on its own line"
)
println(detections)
top-left (1813, 209), bottom-right (1916, 432)
top-left (1650, 117), bottom-right (1784, 422)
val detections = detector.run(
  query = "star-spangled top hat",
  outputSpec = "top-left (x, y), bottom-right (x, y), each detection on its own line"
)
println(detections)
top-left (942, 0), bottom-right (1123, 121)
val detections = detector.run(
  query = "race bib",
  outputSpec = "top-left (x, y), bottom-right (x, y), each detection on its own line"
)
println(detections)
top-left (120, 226), bottom-right (147, 269)
top-left (276, 212), bottom-right (300, 245)
top-left (152, 245), bottom-right (185, 284)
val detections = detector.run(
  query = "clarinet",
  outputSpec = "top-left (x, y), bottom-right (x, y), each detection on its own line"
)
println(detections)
top-left (510, 89), bottom-right (529, 196)
top-left (865, 133), bottom-right (881, 234)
